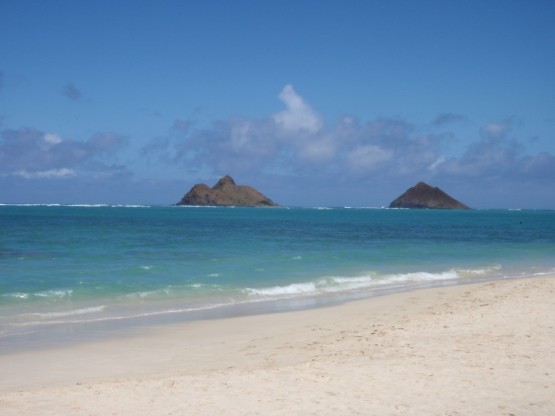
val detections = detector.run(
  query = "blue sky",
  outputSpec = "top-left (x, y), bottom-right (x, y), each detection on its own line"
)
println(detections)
top-left (1, 0), bottom-right (554, 208)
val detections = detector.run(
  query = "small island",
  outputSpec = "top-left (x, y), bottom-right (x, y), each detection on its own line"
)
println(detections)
top-left (177, 175), bottom-right (278, 207)
top-left (389, 182), bottom-right (470, 210)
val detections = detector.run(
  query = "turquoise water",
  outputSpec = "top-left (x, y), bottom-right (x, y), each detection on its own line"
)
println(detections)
top-left (1, 205), bottom-right (554, 351)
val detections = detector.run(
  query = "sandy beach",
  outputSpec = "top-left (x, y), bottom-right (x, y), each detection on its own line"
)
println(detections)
top-left (1, 276), bottom-right (554, 415)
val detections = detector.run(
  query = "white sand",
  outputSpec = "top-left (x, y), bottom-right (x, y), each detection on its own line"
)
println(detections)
top-left (1, 276), bottom-right (554, 415)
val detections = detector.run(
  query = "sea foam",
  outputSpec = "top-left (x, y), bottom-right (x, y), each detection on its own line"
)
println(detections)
top-left (30, 305), bottom-right (107, 319)
top-left (244, 282), bottom-right (318, 297)
top-left (243, 268), bottom-right (475, 300)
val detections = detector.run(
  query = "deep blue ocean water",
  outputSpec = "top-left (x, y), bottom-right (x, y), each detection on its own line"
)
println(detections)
top-left (1, 204), bottom-right (554, 352)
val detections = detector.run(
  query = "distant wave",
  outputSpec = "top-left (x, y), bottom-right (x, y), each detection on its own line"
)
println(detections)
top-left (0, 203), bottom-right (63, 207)
top-left (0, 203), bottom-right (151, 208)
top-left (110, 204), bottom-right (151, 208)
top-left (119, 283), bottom-right (226, 301)
top-left (2, 289), bottom-right (74, 301)
top-left (34, 289), bottom-right (74, 299)
top-left (343, 206), bottom-right (386, 210)
top-left (174, 205), bottom-right (222, 209)
top-left (1, 292), bottom-right (30, 300)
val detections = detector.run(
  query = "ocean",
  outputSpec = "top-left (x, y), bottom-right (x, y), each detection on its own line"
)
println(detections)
top-left (1, 204), bottom-right (554, 352)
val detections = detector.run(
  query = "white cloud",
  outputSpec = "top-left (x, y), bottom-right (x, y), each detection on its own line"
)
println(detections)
top-left (43, 133), bottom-right (62, 145)
top-left (230, 120), bottom-right (254, 151)
top-left (272, 84), bottom-right (323, 134)
top-left (297, 135), bottom-right (337, 164)
top-left (346, 144), bottom-right (393, 174)
top-left (428, 155), bottom-right (446, 171)
top-left (14, 168), bottom-right (76, 179)
top-left (0, 128), bottom-right (128, 178)
top-left (481, 121), bottom-right (510, 142)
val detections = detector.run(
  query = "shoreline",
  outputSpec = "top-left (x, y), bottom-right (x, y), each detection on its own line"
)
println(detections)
top-left (1, 275), bottom-right (554, 415)
top-left (0, 271), bottom-right (536, 356)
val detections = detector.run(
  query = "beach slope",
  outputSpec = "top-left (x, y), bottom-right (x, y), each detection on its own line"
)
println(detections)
top-left (1, 276), bottom-right (554, 415)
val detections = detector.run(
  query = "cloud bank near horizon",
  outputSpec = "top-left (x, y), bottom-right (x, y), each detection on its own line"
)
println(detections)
top-left (0, 128), bottom-right (128, 180)
top-left (145, 85), bottom-right (555, 187)
top-left (1, 84), bottom-right (554, 207)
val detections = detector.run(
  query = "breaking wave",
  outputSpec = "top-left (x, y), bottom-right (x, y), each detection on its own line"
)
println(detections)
top-left (243, 267), bottom-right (502, 300)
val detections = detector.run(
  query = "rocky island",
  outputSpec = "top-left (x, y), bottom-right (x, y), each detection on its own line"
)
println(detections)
top-left (389, 182), bottom-right (470, 210)
top-left (177, 175), bottom-right (278, 207)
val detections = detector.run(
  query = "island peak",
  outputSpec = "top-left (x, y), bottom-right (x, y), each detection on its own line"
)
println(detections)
top-left (177, 176), bottom-right (277, 207)
top-left (389, 182), bottom-right (470, 210)
top-left (214, 175), bottom-right (236, 188)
